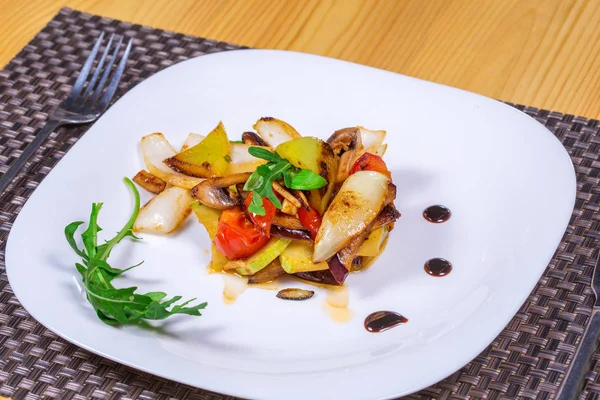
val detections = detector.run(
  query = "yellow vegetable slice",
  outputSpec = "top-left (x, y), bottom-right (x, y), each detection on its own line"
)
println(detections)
top-left (357, 227), bottom-right (389, 257)
top-left (227, 237), bottom-right (292, 275)
top-left (141, 133), bottom-right (203, 189)
top-left (190, 201), bottom-right (221, 239)
top-left (164, 121), bottom-right (230, 178)
top-left (180, 133), bottom-right (266, 174)
top-left (275, 137), bottom-right (338, 214)
top-left (280, 241), bottom-right (329, 273)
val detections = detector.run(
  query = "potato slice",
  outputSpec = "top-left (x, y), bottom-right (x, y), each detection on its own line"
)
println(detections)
top-left (275, 137), bottom-right (338, 214)
top-left (248, 259), bottom-right (286, 284)
top-left (180, 133), bottom-right (266, 174)
top-left (190, 201), bottom-right (228, 271)
top-left (313, 171), bottom-right (390, 263)
top-left (357, 226), bottom-right (389, 257)
top-left (227, 237), bottom-right (292, 275)
top-left (134, 186), bottom-right (193, 234)
top-left (280, 241), bottom-right (329, 273)
top-left (164, 121), bottom-right (230, 178)
top-left (209, 243), bottom-right (228, 273)
top-left (276, 137), bottom-right (323, 172)
top-left (253, 117), bottom-right (301, 147)
top-left (190, 201), bottom-right (221, 239)
top-left (141, 133), bottom-right (203, 189)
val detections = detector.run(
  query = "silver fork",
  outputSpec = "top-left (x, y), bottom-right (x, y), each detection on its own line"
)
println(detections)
top-left (0, 32), bottom-right (132, 194)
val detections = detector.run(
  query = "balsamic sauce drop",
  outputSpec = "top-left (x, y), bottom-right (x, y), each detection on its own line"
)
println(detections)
top-left (364, 311), bottom-right (408, 333)
top-left (423, 205), bottom-right (451, 223)
top-left (424, 258), bottom-right (452, 277)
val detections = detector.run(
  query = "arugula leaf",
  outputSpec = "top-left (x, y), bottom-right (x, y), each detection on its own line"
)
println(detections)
top-left (248, 146), bottom-right (283, 163)
top-left (243, 160), bottom-right (288, 211)
top-left (283, 168), bottom-right (297, 188)
top-left (285, 168), bottom-right (327, 190)
top-left (65, 221), bottom-right (87, 259)
top-left (64, 178), bottom-right (207, 326)
top-left (243, 147), bottom-right (330, 214)
top-left (248, 192), bottom-right (265, 215)
top-left (81, 203), bottom-right (102, 259)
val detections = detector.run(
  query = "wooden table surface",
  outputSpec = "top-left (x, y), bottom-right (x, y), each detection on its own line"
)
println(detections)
top-left (1, 0), bottom-right (599, 118)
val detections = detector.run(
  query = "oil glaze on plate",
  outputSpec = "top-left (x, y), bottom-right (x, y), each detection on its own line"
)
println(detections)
top-left (6, 50), bottom-right (575, 400)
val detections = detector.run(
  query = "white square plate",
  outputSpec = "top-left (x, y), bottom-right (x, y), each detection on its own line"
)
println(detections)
top-left (6, 49), bottom-right (575, 400)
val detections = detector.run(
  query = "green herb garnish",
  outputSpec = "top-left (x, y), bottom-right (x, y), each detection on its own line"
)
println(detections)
top-left (64, 178), bottom-right (207, 326)
top-left (243, 147), bottom-right (327, 215)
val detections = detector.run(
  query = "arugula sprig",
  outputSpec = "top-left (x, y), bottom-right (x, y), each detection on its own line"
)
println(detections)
top-left (65, 178), bottom-right (207, 326)
top-left (243, 147), bottom-right (327, 215)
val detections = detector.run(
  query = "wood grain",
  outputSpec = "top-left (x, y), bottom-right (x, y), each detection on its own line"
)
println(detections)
top-left (0, 0), bottom-right (599, 118)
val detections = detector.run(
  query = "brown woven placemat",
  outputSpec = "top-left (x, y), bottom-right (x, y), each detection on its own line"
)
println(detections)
top-left (0, 7), bottom-right (598, 400)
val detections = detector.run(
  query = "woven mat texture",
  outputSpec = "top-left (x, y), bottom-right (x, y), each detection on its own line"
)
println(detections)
top-left (0, 7), bottom-right (599, 400)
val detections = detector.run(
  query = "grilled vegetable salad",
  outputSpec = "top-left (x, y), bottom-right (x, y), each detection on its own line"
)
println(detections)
top-left (134, 117), bottom-right (400, 286)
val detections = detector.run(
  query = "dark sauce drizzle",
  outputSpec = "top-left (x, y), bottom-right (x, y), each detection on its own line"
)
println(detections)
top-left (364, 311), bottom-right (408, 333)
top-left (423, 205), bottom-right (451, 223)
top-left (424, 258), bottom-right (452, 277)
top-left (363, 206), bottom-right (452, 332)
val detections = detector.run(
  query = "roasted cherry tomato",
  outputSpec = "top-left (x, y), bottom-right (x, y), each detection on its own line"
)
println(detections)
top-left (214, 207), bottom-right (269, 259)
top-left (349, 153), bottom-right (391, 179)
top-left (244, 192), bottom-right (276, 235)
top-left (298, 206), bottom-right (322, 239)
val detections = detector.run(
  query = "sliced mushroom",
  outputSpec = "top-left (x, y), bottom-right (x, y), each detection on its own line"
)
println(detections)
top-left (191, 172), bottom-right (251, 209)
top-left (248, 259), bottom-right (286, 284)
top-left (384, 183), bottom-right (397, 206)
top-left (335, 150), bottom-right (355, 183)
top-left (273, 213), bottom-right (305, 230)
top-left (326, 127), bottom-right (360, 155)
top-left (371, 204), bottom-right (401, 231)
top-left (330, 182), bottom-right (344, 200)
top-left (133, 170), bottom-right (167, 194)
top-left (337, 200), bottom-right (399, 270)
top-left (276, 288), bottom-right (315, 301)
top-left (337, 230), bottom-right (370, 270)
top-left (351, 257), bottom-right (363, 272)
top-left (328, 128), bottom-right (362, 183)
top-left (242, 131), bottom-right (269, 147)
top-left (236, 183), bottom-right (249, 200)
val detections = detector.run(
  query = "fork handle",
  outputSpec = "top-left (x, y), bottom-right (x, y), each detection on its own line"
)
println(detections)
top-left (0, 119), bottom-right (62, 194)
top-left (556, 309), bottom-right (600, 400)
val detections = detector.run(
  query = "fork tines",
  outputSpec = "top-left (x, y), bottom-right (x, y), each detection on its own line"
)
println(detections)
top-left (66, 33), bottom-right (133, 111)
